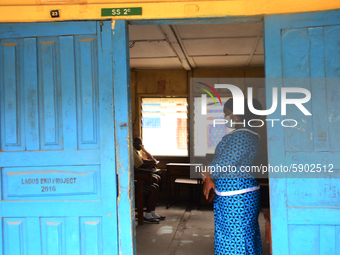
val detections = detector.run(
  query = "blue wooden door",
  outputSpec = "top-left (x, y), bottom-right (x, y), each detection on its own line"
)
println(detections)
top-left (0, 21), bottom-right (121, 254)
top-left (265, 10), bottom-right (340, 255)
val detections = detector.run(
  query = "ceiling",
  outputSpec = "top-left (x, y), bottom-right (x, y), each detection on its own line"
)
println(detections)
top-left (128, 22), bottom-right (264, 70)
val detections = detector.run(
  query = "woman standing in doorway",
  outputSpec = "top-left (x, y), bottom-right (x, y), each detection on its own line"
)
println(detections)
top-left (203, 98), bottom-right (263, 255)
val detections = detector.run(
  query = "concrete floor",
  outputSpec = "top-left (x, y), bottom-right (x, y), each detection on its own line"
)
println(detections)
top-left (136, 203), bottom-right (270, 255)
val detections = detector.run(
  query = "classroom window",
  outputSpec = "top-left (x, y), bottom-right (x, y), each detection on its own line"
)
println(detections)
top-left (141, 98), bottom-right (188, 156)
top-left (193, 96), bottom-right (232, 156)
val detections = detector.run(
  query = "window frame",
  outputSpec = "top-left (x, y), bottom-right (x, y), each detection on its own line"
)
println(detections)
top-left (138, 94), bottom-right (189, 157)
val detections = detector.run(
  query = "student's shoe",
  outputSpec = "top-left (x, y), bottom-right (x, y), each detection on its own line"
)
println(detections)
top-left (143, 217), bottom-right (160, 224)
top-left (153, 214), bottom-right (166, 220)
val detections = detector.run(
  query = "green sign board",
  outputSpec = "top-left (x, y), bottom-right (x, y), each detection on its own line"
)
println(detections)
top-left (101, 7), bottom-right (142, 16)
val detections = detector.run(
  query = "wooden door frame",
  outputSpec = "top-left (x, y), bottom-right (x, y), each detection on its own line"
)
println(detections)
top-left (119, 16), bottom-right (267, 255)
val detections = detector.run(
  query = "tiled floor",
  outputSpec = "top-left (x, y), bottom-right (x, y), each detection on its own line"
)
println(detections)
top-left (136, 204), bottom-right (270, 255)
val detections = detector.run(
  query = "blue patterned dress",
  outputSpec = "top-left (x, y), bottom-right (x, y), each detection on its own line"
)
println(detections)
top-left (210, 126), bottom-right (262, 255)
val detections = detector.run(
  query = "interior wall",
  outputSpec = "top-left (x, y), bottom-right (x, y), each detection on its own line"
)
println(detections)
top-left (131, 66), bottom-right (267, 170)
top-left (131, 69), bottom-right (188, 138)
top-left (191, 67), bottom-right (267, 159)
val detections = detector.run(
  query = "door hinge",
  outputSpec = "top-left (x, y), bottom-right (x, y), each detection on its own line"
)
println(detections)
top-left (100, 21), bottom-right (104, 33)
top-left (116, 173), bottom-right (119, 198)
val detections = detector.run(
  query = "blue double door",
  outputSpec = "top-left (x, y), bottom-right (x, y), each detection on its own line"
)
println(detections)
top-left (265, 9), bottom-right (340, 255)
top-left (1, 9), bottom-right (340, 255)
top-left (0, 21), bottom-right (133, 254)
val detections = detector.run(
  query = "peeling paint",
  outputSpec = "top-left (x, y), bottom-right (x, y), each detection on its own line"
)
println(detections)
top-left (111, 20), bottom-right (115, 31)
top-left (119, 122), bottom-right (127, 129)
top-left (184, 4), bottom-right (199, 15)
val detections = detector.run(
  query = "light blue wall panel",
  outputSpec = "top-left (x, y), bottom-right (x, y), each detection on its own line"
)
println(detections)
top-left (38, 37), bottom-right (62, 150)
top-left (80, 217), bottom-right (102, 255)
top-left (308, 27), bottom-right (329, 151)
top-left (324, 25), bottom-right (340, 151)
top-left (24, 38), bottom-right (39, 151)
top-left (288, 225), bottom-right (319, 255)
top-left (320, 226), bottom-right (336, 255)
top-left (336, 226), bottom-right (340, 254)
top-left (1, 202), bottom-right (103, 218)
top-left (0, 150), bottom-right (100, 167)
top-left (40, 218), bottom-right (65, 255)
top-left (75, 36), bottom-right (99, 150)
top-left (3, 42), bottom-right (20, 145)
top-left (0, 40), bottom-right (25, 151)
top-left (287, 225), bottom-right (340, 254)
top-left (288, 208), bottom-right (340, 225)
top-left (3, 218), bottom-right (27, 255)
top-left (287, 174), bottom-right (340, 207)
top-left (0, 22), bottom-right (97, 38)
top-left (27, 217), bottom-right (42, 255)
top-left (281, 28), bottom-right (313, 151)
top-left (1, 33), bottom-right (101, 152)
top-left (64, 217), bottom-right (80, 255)
top-left (60, 36), bottom-right (78, 150)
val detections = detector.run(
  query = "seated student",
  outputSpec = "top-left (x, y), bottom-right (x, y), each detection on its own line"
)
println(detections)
top-left (133, 137), bottom-right (165, 223)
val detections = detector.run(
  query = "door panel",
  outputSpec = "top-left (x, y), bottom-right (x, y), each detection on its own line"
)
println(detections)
top-left (74, 35), bottom-right (99, 150)
top-left (324, 25), bottom-right (340, 151)
top-left (1, 39), bottom-right (25, 152)
top-left (265, 10), bottom-right (340, 255)
top-left (0, 21), bottom-right (118, 254)
top-left (38, 36), bottom-right (63, 150)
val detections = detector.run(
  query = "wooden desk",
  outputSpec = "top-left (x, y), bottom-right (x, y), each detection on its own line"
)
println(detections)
top-left (166, 163), bottom-right (202, 209)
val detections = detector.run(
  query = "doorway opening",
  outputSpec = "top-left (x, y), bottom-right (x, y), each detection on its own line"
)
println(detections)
top-left (128, 19), bottom-right (270, 255)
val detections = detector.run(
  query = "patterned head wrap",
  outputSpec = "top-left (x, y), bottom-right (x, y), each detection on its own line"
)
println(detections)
top-left (224, 98), bottom-right (262, 121)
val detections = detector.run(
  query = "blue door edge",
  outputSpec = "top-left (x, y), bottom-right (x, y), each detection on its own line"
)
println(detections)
top-left (113, 20), bottom-right (136, 255)
top-left (264, 14), bottom-right (289, 255)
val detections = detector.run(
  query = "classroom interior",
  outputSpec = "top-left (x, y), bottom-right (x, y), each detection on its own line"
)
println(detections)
top-left (129, 21), bottom-right (271, 255)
